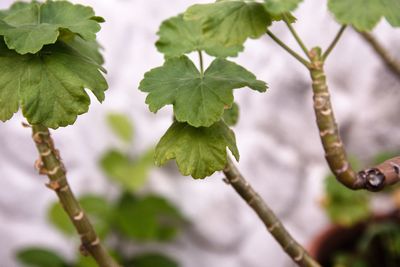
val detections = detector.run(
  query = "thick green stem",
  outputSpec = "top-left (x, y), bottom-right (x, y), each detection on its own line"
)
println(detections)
top-left (31, 125), bottom-right (120, 267)
top-left (357, 31), bottom-right (400, 80)
top-left (223, 158), bottom-right (321, 267)
top-left (322, 25), bottom-right (346, 61)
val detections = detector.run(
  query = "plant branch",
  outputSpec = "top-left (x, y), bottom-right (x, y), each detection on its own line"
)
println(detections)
top-left (322, 25), bottom-right (347, 61)
top-left (198, 50), bottom-right (204, 76)
top-left (223, 158), bottom-right (321, 267)
top-left (357, 30), bottom-right (400, 79)
top-left (283, 14), bottom-right (310, 59)
top-left (266, 30), bottom-right (310, 68)
top-left (31, 125), bottom-right (120, 267)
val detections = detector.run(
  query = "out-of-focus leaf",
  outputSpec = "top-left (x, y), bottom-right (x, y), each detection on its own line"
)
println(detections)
top-left (48, 195), bottom-right (112, 238)
top-left (106, 113), bottom-right (134, 143)
top-left (223, 102), bottom-right (239, 126)
top-left (75, 255), bottom-right (98, 267)
top-left (263, 0), bottom-right (303, 15)
top-left (358, 222), bottom-right (400, 255)
top-left (333, 253), bottom-right (369, 267)
top-left (125, 253), bottom-right (179, 267)
top-left (16, 248), bottom-right (68, 267)
top-left (113, 194), bottom-right (185, 242)
top-left (100, 149), bottom-right (154, 191)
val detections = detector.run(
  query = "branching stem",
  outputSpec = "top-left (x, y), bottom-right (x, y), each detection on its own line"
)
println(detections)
top-left (283, 14), bottom-right (310, 59)
top-left (223, 158), bottom-right (321, 267)
top-left (322, 25), bottom-right (347, 61)
top-left (31, 125), bottom-right (120, 267)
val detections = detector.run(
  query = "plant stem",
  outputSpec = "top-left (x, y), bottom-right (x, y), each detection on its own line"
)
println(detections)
top-left (322, 25), bottom-right (346, 61)
top-left (266, 30), bottom-right (310, 68)
top-left (223, 158), bottom-right (321, 267)
top-left (357, 30), bottom-right (400, 79)
top-left (198, 50), bottom-right (204, 76)
top-left (31, 125), bottom-right (120, 267)
top-left (283, 14), bottom-right (310, 59)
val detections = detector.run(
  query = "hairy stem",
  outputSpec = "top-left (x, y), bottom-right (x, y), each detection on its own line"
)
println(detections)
top-left (283, 14), bottom-right (310, 59)
top-left (266, 30), bottom-right (310, 68)
top-left (357, 30), bottom-right (400, 79)
top-left (31, 125), bottom-right (120, 267)
top-left (322, 25), bottom-right (346, 61)
top-left (223, 158), bottom-right (321, 267)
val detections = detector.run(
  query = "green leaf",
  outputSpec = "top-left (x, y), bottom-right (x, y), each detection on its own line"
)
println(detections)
top-left (156, 14), bottom-right (243, 58)
top-left (155, 121), bottom-right (239, 179)
top-left (0, 1), bottom-right (102, 54)
top-left (100, 149), bottom-right (154, 191)
top-left (184, 1), bottom-right (272, 47)
top-left (0, 40), bottom-right (107, 129)
top-left (113, 194), bottom-right (185, 242)
top-left (263, 0), bottom-right (303, 14)
top-left (16, 248), bottom-right (68, 267)
top-left (75, 255), bottom-right (98, 267)
top-left (223, 102), bottom-right (239, 126)
top-left (48, 195), bottom-right (112, 238)
top-left (139, 55), bottom-right (266, 127)
top-left (106, 113), bottom-right (134, 143)
top-left (61, 35), bottom-right (104, 65)
top-left (125, 253), bottom-right (179, 267)
top-left (328, 0), bottom-right (400, 31)
top-left (324, 175), bottom-right (371, 227)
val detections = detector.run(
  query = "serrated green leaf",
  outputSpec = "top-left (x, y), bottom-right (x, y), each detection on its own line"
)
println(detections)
top-left (100, 149), bottom-right (154, 191)
top-left (106, 113), bottom-right (134, 142)
top-left (324, 175), bottom-right (371, 227)
top-left (155, 121), bottom-right (239, 179)
top-left (184, 1), bottom-right (272, 47)
top-left (16, 248), bottom-right (68, 267)
top-left (0, 40), bottom-right (107, 129)
top-left (156, 14), bottom-right (243, 58)
top-left (48, 195), bottom-right (112, 238)
top-left (62, 35), bottom-right (104, 66)
top-left (263, 0), bottom-right (303, 15)
top-left (139, 55), bottom-right (266, 127)
top-left (113, 194), bottom-right (185, 242)
top-left (328, 0), bottom-right (400, 31)
top-left (125, 253), bottom-right (179, 267)
top-left (223, 102), bottom-right (239, 126)
top-left (0, 1), bottom-right (102, 54)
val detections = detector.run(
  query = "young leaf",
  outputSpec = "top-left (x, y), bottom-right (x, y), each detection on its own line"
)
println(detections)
top-left (125, 253), bottom-right (179, 267)
top-left (113, 194), bottom-right (185, 242)
top-left (223, 102), bottom-right (239, 126)
top-left (155, 121), bottom-right (239, 179)
top-left (328, 0), bottom-right (400, 31)
top-left (156, 14), bottom-right (243, 58)
top-left (263, 0), bottom-right (303, 15)
top-left (16, 248), bottom-right (68, 267)
top-left (0, 40), bottom-right (107, 129)
top-left (0, 1), bottom-right (103, 54)
top-left (106, 113), bottom-right (134, 143)
top-left (184, 1), bottom-right (272, 47)
top-left (139, 55), bottom-right (266, 127)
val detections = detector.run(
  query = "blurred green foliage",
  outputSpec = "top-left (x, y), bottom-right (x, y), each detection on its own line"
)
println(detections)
top-left (107, 113), bottom-right (134, 143)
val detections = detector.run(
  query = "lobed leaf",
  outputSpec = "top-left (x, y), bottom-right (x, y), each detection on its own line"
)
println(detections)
top-left (184, 1), bottom-right (272, 47)
top-left (0, 1), bottom-right (103, 54)
top-left (328, 0), bottom-right (400, 31)
top-left (155, 121), bottom-right (239, 179)
top-left (223, 102), bottom-right (240, 126)
top-left (139, 55), bottom-right (266, 127)
top-left (156, 14), bottom-right (243, 58)
top-left (0, 40), bottom-right (107, 129)
top-left (263, 0), bottom-right (303, 15)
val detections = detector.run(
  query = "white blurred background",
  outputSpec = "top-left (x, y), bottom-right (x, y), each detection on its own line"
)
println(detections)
top-left (0, 0), bottom-right (399, 266)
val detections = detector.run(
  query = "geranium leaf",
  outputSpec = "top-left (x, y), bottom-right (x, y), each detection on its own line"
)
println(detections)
top-left (328, 0), bottom-right (400, 31)
top-left (263, 0), bottom-right (303, 15)
top-left (155, 121), bottom-right (239, 179)
top-left (223, 102), bottom-right (239, 126)
top-left (0, 40), bottom-right (107, 129)
top-left (139, 55), bottom-right (266, 127)
top-left (184, 1), bottom-right (272, 47)
top-left (0, 1), bottom-right (103, 54)
top-left (156, 14), bottom-right (243, 58)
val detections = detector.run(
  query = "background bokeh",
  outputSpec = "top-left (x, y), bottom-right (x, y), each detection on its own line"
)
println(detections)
top-left (0, 0), bottom-right (399, 266)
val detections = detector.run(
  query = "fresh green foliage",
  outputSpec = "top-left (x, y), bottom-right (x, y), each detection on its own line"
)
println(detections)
top-left (48, 195), bottom-right (112, 238)
top-left (17, 248), bottom-right (68, 267)
top-left (263, 0), bottom-right (303, 15)
top-left (155, 121), bottom-right (239, 179)
top-left (184, 1), bottom-right (272, 47)
top-left (0, 1), bottom-right (102, 54)
top-left (156, 14), bottom-right (243, 58)
top-left (223, 102), bottom-right (239, 126)
top-left (324, 175), bottom-right (371, 227)
top-left (100, 149), bottom-right (154, 191)
top-left (139, 55), bottom-right (266, 127)
top-left (125, 254), bottom-right (179, 267)
top-left (328, 0), bottom-right (400, 31)
top-left (107, 113), bottom-right (134, 143)
top-left (114, 194), bottom-right (185, 242)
